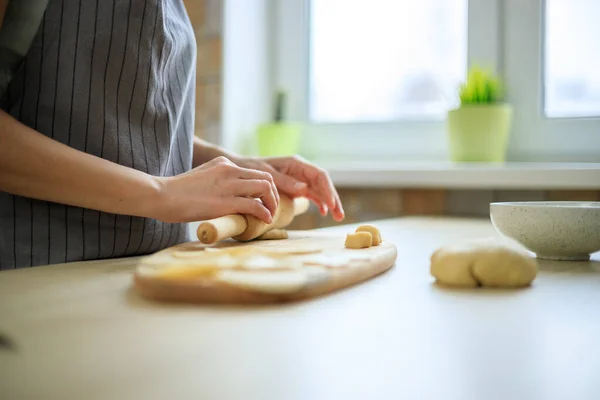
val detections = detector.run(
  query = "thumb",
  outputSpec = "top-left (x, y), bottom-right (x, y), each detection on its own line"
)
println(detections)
top-left (270, 169), bottom-right (307, 197)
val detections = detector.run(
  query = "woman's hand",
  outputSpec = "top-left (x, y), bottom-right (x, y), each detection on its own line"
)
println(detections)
top-left (152, 156), bottom-right (279, 224)
top-left (232, 155), bottom-right (345, 222)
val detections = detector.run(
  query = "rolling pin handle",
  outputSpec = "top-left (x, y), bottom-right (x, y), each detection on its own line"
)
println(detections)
top-left (196, 215), bottom-right (248, 245)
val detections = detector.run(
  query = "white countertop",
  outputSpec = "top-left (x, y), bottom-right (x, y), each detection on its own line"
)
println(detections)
top-left (321, 161), bottom-right (600, 189)
top-left (1, 217), bottom-right (599, 400)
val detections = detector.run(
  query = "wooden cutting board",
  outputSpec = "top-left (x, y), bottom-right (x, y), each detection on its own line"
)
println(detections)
top-left (133, 231), bottom-right (397, 304)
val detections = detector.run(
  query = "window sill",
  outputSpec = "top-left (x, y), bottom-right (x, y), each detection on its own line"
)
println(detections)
top-left (319, 161), bottom-right (600, 189)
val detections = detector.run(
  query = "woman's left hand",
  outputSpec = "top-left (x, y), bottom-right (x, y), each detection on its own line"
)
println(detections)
top-left (232, 155), bottom-right (345, 222)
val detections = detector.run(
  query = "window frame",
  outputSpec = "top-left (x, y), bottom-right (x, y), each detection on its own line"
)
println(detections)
top-left (503, 0), bottom-right (600, 162)
top-left (272, 0), bottom-right (600, 162)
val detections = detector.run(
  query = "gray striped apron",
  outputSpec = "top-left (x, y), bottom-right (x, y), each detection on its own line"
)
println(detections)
top-left (0, 0), bottom-right (196, 269)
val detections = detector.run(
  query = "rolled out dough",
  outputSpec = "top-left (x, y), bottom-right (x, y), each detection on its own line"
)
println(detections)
top-left (258, 229), bottom-right (288, 240)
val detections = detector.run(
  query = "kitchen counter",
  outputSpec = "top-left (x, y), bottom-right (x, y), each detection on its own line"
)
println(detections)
top-left (1, 217), bottom-right (599, 400)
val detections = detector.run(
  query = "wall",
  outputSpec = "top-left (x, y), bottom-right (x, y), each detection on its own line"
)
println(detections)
top-left (288, 188), bottom-right (600, 230)
top-left (221, 0), bottom-right (272, 153)
top-left (184, 0), bottom-right (223, 143)
top-left (185, 0), bottom-right (272, 153)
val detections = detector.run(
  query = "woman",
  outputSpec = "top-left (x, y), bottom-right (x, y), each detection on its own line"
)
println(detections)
top-left (0, 0), bottom-right (344, 269)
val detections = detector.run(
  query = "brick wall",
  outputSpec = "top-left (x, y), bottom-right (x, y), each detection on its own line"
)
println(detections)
top-left (184, 0), bottom-right (223, 140)
top-left (288, 189), bottom-right (600, 230)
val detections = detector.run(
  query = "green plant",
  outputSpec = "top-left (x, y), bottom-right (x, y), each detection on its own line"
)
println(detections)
top-left (459, 66), bottom-right (504, 105)
top-left (273, 90), bottom-right (286, 122)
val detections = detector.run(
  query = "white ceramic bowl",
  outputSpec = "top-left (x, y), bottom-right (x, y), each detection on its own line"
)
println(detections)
top-left (490, 201), bottom-right (600, 261)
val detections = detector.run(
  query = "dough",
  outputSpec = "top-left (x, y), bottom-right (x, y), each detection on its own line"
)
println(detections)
top-left (233, 196), bottom-right (295, 241)
top-left (172, 250), bottom-right (210, 259)
top-left (254, 246), bottom-right (322, 255)
top-left (258, 229), bottom-right (288, 240)
top-left (216, 270), bottom-right (307, 294)
top-left (430, 238), bottom-right (538, 288)
top-left (355, 225), bottom-right (382, 246)
top-left (157, 264), bottom-right (219, 280)
top-left (345, 232), bottom-right (372, 249)
top-left (239, 255), bottom-right (301, 270)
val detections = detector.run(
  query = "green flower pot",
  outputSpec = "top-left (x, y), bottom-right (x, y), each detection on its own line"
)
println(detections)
top-left (256, 123), bottom-right (301, 157)
top-left (447, 104), bottom-right (513, 162)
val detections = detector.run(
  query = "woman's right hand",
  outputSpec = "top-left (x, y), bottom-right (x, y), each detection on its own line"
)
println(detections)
top-left (150, 156), bottom-right (279, 224)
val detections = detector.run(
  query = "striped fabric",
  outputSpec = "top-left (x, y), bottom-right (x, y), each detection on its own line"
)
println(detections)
top-left (0, 0), bottom-right (196, 269)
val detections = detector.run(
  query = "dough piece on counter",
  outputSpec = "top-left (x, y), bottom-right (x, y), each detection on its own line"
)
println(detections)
top-left (430, 247), bottom-right (479, 288)
top-left (355, 225), bottom-right (382, 246)
top-left (430, 238), bottom-right (538, 288)
top-left (345, 232), bottom-right (372, 249)
top-left (258, 229), bottom-right (288, 240)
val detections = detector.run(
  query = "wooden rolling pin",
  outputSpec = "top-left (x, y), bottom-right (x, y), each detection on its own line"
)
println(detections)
top-left (196, 196), bottom-right (310, 244)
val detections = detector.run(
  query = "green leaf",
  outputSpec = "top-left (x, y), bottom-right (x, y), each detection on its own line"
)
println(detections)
top-left (459, 64), bottom-right (505, 105)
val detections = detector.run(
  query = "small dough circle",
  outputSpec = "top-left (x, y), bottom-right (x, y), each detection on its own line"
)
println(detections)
top-left (430, 238), bottom-right (538, 288)
top-left (345, 232), bottom-right (372, 249)
top-left (355, 225), bottom-right (382, 246)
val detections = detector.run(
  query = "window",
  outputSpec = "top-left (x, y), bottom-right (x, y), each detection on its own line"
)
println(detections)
top-left (274, 0), bottom-right (600, 162)
top-left (544, 0), bottom-right (600, 118)
top-left (309, 0), bottom-right (467, 123)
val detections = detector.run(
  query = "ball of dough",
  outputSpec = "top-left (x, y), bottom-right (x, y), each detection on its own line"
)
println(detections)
top-left (345, 232), bottom-right (372, 249)
top-left (258, 229), bottom-right (288, 240)
top-left (355, 225), bottom-right (382, 246)
top-left (430, 238), bottom-right (538, 288)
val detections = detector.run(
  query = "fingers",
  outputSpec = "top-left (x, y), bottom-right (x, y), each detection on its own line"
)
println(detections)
top-left (234, 179), bottom-right (278, 218)
top-left (269, 168), bottom-right (308, 198)
top-left (304, 189), bottom-right (328, 216)
top-left (206, 157), bottom-right (280, 218)
top-left (228, 197), bottom-right (273, 224)
top-left (202, 157), bottom-right (279, 206)
top-left (268, 156), bottom-right (345, 221)
top-left (316, 174), bottom-right (344, 221)
top-left (233, 166), bottom-right (280, 205)
top-left (297, 163), bottom-right (344, 221)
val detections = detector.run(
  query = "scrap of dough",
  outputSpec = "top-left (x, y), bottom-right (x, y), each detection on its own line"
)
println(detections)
top-left (172, 250), bottom-right (210, 259)
top-left (345, 232), bottom-right (372, 249)
top-left (254, 246), bottom-right (323, 255)
top-left (258, 229), bottom-right (288, 240)
top-left (430, 238), bottom-right (538, 288)
top-left (203, 246), bottom-right (267, 256)
top-left (216, 270), bottom-right (307, 294)
top-left (156, 264), bottom-right (218, 280)
top-left (355, 225), bottom-right (382, 246)
top-left (205, 245), bottom-right (321, 257)
top-left (240, 255), bottom-right (301, 270)
top-left (302, 253), bottom-right (349, 268)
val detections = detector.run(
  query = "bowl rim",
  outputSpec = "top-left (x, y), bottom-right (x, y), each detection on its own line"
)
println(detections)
top-left (490, 201), bottom-right (600, 209)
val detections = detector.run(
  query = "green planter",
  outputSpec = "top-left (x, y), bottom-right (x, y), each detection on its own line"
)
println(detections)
top-left (447, 104), bottom-right (513, 162)
top-left (256, 123), bottom-right (301, 157)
